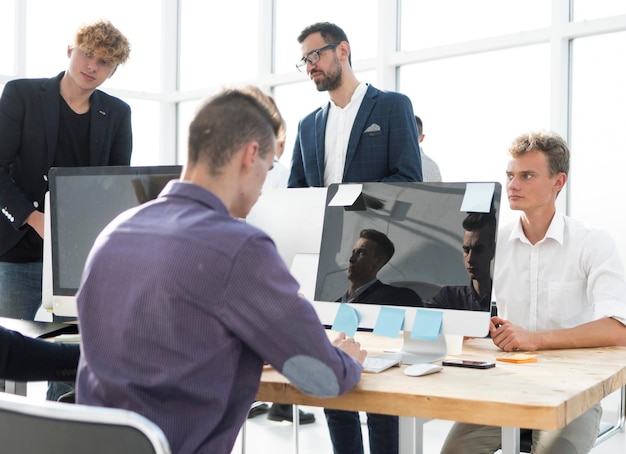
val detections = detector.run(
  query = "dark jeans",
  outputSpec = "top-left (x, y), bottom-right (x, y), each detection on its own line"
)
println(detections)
top-left (324, 409), bottom-right (398, 454)
top-left (0, 261), bottom-right (42, 320)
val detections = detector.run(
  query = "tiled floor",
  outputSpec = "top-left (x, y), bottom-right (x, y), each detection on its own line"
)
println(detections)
top-left (26, 382), bottom-right (624, 453)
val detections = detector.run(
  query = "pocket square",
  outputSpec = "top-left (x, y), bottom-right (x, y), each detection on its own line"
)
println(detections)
top-left (364, 123), bottom-right (381, 135)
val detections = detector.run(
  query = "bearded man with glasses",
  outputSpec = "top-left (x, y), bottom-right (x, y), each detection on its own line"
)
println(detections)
top-left (288, 21), bottom-right (422, 190)
top-left (286, 21), bottom-right (422, 454)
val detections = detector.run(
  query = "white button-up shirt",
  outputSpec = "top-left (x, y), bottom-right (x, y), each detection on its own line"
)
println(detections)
top-left (323, 82), bottom-right (368, 186)
top-left (494, 212), bottom-right (626, 332)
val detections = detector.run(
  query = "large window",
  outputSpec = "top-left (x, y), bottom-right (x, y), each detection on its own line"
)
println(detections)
top-left (400, 0), bottom-right (550, 51)
top-left (399, 44), bottom-right (551, 225)
top-left (570, 31), bottom-right (626, 259)
top-left (179, 0), bottom-right (259, 90)
top-left (274, 0), bottom-right (378, 75)
top-left (0, 1), bottom-right (14, 75)
top-left (24, 0), bottom-right (162, 92)
top-left (3, 0), bottom-right (626, 257)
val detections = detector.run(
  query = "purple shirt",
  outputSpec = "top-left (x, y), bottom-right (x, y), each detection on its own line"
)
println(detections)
top-left (76, 181), bottom-right (362, 454)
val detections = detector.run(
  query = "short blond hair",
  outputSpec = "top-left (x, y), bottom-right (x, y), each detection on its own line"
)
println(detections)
top-left (75, 19), bottom-right (130, 65)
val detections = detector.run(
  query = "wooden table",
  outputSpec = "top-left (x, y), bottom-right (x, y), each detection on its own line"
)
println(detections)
top-left (256, 331), bottom-right (626, 453)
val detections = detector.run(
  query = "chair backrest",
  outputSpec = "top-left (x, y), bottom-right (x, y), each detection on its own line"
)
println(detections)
top-left (0, 392), bottom-right (171, 454)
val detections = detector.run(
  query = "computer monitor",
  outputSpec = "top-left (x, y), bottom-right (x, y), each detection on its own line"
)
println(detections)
top-left (42, 165), bottom-right (182, 317)
top-left (312, 182), bottom-right (501, 364)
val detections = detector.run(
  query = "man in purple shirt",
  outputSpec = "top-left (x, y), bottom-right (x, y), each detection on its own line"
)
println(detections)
top-left (75, 87), bottom-right (366, 454)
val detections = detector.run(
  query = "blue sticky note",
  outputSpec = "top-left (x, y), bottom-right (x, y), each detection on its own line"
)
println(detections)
top-left (410, 309), bottom-right (442, 341)
top-left (331, 303), bottom-right (360, 337)
top-left (460, 182), bottom-right (495, 213)
top-left (373, 306), bottom-right (405, 338)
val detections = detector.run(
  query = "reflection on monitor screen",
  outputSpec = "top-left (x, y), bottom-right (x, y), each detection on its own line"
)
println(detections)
top-left (313, 182), bottom-right (501, 364)
top-left (42, 166), bottom-right (182, 317)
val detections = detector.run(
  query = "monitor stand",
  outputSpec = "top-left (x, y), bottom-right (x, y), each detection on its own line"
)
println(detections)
top-left (379, 331), bottom-right (448, 365)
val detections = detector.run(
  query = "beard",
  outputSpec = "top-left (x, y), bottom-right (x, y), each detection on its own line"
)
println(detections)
top-left (313, 57), bottom-right (343, 92)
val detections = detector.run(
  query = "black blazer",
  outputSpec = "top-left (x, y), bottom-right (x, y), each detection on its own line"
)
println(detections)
top-left (344, 280), bottom-right (423, 307)
top-left (0, 326), bottom-right (79, 381)
top-left (0, 72), bottom-right (132, 256)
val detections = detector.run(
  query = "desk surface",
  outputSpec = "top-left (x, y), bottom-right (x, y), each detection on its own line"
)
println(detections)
top-left (257, 332), bottom-right (626, 430)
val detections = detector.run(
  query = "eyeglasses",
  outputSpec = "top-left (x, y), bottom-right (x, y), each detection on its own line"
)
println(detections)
top-left (296, 42), bottom-right (340, 72)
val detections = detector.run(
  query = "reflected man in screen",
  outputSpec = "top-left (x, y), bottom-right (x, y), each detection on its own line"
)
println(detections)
top-left (327, 229), bottom-right (421, 454)
top-left (428, 212), bottom-right (496, 311)
top-left (339, 229), bottom-right (423, 307)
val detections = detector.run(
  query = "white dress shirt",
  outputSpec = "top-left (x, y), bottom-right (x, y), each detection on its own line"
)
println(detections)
top-left (494, 212), bottom-right (626, 332)
top-left (419, 146), bottom-right (442, 182)
top-left (323, 82), bottom-right (368, 186)
top-left (262, 159), bottom-right (289, 190)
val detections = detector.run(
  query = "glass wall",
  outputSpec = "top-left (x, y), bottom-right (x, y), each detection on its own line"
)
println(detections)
top-left (400, 0), bottom-right (550, 51)
top-left (3, 0), bottom-right (626, 256)
top-left (399, 44), bottom-right (551, 226)
top-left (24, 0), bottom-right (162, 92)
top-left (570, 30), bottom-right (626, 260)
top-left (179, 0), bottom-right (260, 90)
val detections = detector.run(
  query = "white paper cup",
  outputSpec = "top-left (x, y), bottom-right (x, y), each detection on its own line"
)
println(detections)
top-left (444, 334), bottom-right (463, 356)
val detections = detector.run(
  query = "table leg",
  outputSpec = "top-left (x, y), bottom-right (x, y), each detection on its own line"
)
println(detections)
top-left (292, 404), bottom-right (300, 454)
top-left (501, 426), bottom-right (521, 454)
top-left (399, 416), bottom-right (429, 454)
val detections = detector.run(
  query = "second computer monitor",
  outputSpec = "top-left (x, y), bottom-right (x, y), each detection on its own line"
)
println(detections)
top-left (313, 181), bottom-right (501, 346)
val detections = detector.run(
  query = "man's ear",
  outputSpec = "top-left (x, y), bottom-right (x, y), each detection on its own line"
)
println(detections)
top-left (374, 256), bottom-right (388, 272)
top-left (240, 142), bottom-right (260, 171)
top-left (554, 172), bottom-right (567, 192)
top-left (337, 41), bottom-right (351, 63)
top-left (67, 45), bottom-right (73, 58)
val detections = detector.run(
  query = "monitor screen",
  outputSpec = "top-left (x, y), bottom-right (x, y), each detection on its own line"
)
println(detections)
top-left (44, 165), bottom-right (182, 316)
top-left (313, 181), bottom-right (501, 358)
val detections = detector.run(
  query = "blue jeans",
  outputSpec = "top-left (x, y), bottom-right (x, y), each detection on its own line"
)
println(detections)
top-left (324, 409), bottom-right (398, 454)
top-left (0, 261), bottom-right (42, 320)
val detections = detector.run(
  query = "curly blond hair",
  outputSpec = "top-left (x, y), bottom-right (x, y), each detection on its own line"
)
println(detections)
top-left (75, 19), bottom-right (130, 65)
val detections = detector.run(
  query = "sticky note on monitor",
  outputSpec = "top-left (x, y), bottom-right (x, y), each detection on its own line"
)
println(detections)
top-left (460, 182), bottom-right (495, 213)
top-left (331, 303), bottom-right (360, 337)
top-left (329, 184), bottom-right (363, 207)
top-left (410, 309), bottom-right (442, 341)
top-left (373, 306), bottom-right (405, 338)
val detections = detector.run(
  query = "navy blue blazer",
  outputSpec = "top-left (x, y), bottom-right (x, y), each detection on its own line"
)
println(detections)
top-left (0, 72), bottom-right (132, 256)
top-left (288, 84), bottom-right (422, 187)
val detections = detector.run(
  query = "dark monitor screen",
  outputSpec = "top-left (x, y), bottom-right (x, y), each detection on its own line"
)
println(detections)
top-left (315, 182), bottom-right (501, 312)
top-left (48, 165), bottom-right (182, 297)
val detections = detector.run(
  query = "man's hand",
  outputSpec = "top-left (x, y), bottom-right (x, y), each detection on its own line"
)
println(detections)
top-left (490, 316), bottom-right (540, 352)
top-left (26, 210), bottom-right (45, 238)
top-left (333, 332), bottom-right (367, 364)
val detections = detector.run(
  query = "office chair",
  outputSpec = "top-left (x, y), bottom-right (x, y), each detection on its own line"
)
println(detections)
top-left (520, 385), bottom-right (625, 452)
top-left (0, 392), bottom-right (171, 454)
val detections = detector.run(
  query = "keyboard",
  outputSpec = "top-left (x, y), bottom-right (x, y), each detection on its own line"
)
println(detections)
top-left (362, 356), bottom-right (400, 373)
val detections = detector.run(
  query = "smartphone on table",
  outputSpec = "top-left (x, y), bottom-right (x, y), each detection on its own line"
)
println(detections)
top-left (442, 359), bottom-right (495, 369)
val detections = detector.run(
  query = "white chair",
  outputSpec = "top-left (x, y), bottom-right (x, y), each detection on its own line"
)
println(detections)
top-left (0, 392), bottom-right (171, 454)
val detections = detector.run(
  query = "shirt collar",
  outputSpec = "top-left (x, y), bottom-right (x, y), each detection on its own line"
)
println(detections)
top-left (329, 82), bottom-right (368, 112)
top-left (509, 211), bottom-right (565, 246)
top-left (159, 180), bottom-right (229, 216)
top-left (342, 278), bottom-right (378, 303)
